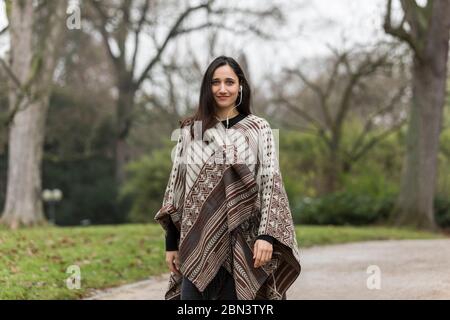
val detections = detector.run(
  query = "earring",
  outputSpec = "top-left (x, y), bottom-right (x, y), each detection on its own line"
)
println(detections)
top-left (236, 86), bottom-right (243, 107)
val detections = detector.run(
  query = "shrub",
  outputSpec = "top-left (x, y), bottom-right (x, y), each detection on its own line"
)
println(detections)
top-left (120, 142), bottom-right (174, 223)
top-left (293, 192), bottom-right (450, 228)
top-left (293, 192), bottom-right (394, 225)
top-left (434, 195), bottom-right (450, 229)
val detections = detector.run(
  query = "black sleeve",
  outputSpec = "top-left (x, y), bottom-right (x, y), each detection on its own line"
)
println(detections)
top-left (257, 234), bottom-right (274, 245)
top-left (165, 219), bottom-right (180, 251)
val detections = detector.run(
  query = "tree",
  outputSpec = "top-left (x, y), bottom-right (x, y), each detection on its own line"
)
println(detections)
top-left (0, 0), bottom-right (67, 229)
top-left (85, 0), bottom-right (284, 185)
top-left (85, 0), bottom-right (220, 185)
top-left (384, 0), bottom-right (450, 229)
top-left (274, 45), bottom-right (408, 194)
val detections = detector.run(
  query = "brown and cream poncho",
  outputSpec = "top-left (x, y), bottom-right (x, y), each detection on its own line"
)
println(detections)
top-left (155, 114), bottom-right (301, 300)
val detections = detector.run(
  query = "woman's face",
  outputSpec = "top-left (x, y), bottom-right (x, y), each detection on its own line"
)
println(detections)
top-left (211, 65), bottom-right (240, 110)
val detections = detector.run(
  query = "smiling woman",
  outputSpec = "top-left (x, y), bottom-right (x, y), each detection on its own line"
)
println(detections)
top-left (211, 65), bottom-right (242, 123)
top-left (154, 56), bottom-right (302, 300)
top-left (179, 56), bottom-right (252, 136)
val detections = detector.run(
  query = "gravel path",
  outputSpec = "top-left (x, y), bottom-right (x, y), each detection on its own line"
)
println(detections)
top-left (85, 239), bottom-right (450, 300)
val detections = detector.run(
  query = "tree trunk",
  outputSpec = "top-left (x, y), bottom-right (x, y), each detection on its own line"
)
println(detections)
top-left (1, 1), bottom-right (66, 229)
top-left (114, 84), bottom-right (136, 185)
top-left (2, 98), bottom-right (50, 228)
top-left (392, 4), bottom-right (450, 229)
top-left (322, 143), bottom-right (340, 194)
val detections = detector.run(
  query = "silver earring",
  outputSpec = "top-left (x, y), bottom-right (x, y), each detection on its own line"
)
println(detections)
top-left (236, 87), bottom-right (243, 107)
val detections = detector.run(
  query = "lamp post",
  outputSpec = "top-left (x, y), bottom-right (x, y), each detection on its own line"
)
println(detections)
top-left (42, 189), bottom-right (63, 225)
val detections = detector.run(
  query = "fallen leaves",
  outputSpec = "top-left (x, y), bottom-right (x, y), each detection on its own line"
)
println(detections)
top-left (10, 265), bottom-right (20, 274)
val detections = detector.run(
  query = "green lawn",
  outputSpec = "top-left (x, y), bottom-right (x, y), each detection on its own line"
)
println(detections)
top-left (0, 223), bottom-right (444, 299)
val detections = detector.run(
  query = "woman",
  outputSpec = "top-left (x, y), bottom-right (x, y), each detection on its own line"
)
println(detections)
top-left (155, 56), bottom-right (301, 300)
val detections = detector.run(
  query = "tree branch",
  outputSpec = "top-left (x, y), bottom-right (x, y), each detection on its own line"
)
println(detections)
top-left (0, 57), bottom-right (37, 127)
top-left (88, 0), bottom-right (121, 71)
top-left (335, 52), bottom-right (390, 131)
top-left (0, 57), bottom-right (34, 127)
top-left (0, 57), bottom-right (23, 90)
top-left (135, 1), bottom-right (214, 87)
top-left (274, 95), bottom-right (331, 147)
top-left (131, 0), bottom-right (150, 76)
top-left (283, 67), bottom-right (334, 128)
top-left (384, 0), bottom-right (423, 57)
top-left (284, 68), bottom-right (323, 97)
top-left (209, 5), bottom-right (285, 40)
top-left (347, 118), bottom-right (406, 164)
top-left (274, 96), bottom-right (325, 131)
top-left (348, 85), bottom-right (407, 158)
top-left (0, 24), bottom-right (8, 36)
top-left (324, 49), bottom-right (347, 97)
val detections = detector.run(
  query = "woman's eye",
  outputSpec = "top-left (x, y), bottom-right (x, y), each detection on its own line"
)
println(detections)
top-left (211, 80), bottom-right (235, 86)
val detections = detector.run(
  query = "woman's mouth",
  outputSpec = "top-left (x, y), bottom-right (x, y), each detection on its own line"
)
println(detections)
top-left (217, 96), bottom-right (229, 101)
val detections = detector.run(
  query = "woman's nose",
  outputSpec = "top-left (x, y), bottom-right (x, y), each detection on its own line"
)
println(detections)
top-left (219, 83), bottom-right (227, 93)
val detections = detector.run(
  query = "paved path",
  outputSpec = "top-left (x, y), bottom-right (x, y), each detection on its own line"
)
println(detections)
top-left (85, 239), bottom-right (450, 300)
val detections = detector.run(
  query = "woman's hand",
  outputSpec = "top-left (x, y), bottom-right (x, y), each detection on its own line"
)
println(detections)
top-left (253, 239), bottom-right (273, 268)
top-left (165, 251), bottom-right (181, 275)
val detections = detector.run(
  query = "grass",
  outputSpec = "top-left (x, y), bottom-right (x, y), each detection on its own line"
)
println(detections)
top-left (0, 223), bottom-right (445, 299)
top-left (296, 225), bottom-right (443, 247)
top-left (0, 224), bottom-right (165, 300)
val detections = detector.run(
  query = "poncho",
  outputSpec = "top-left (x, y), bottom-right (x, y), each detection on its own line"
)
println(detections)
top-left (155, 114), bottom-right (301, 300)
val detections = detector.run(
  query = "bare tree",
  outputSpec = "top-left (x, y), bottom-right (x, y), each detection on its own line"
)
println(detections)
top-left (84, 0), bottom-right (219, 184)
top-left (0, 0), bottom-right (67, 228)
top-left (275, 45), bottom-right (408, 194)
top-left (384, 0), bottom-right (450, 229)
top-left (85, 0), bottom-right (284, 185)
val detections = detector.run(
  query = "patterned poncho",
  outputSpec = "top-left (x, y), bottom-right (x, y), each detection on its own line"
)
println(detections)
top-left (155, 114), bottom-right (301, 300)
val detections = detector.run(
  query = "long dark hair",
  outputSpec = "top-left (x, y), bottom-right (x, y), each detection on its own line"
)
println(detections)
top-left (180, 56), bottom-right (252, 139)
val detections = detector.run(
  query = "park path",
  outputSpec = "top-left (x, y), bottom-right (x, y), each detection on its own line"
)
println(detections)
top-left (85, 239), bottom-right (450, 300)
